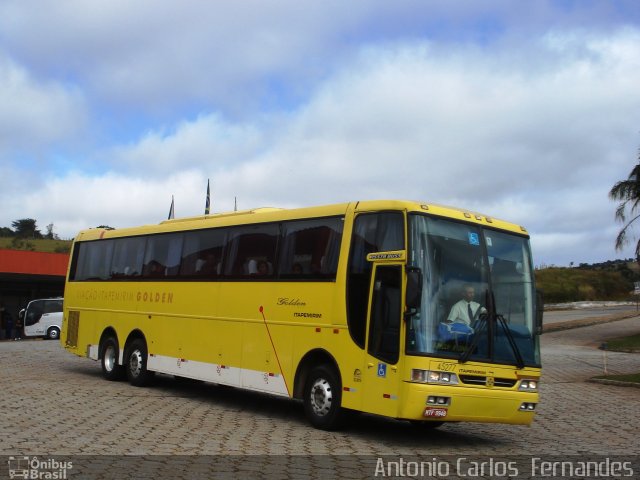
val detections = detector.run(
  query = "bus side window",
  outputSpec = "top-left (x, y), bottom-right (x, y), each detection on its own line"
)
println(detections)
top-left (111, 237), bottom-right (145, 278)
top-left (278, 217), bottom-right (343, 279)
top-left (71, 240), bottom-right (114, 281)
top-left (142, 233), bottom-right (183, 278)
top-left (44, 300), bottom-right (63, 314)
top-left (224, 224), bottom-right (278, 278)
top-left (180, 229), bottom-right (227, 278)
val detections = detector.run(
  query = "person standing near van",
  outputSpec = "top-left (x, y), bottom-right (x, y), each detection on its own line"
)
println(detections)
top-left (1, 304), bottom-right (13, 340)
top-left (13, 309), bottom-right (22, 340)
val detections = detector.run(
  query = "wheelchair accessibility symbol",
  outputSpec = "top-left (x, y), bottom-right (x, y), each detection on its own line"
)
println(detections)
top-left (377, 363), bottom-right (387, 377)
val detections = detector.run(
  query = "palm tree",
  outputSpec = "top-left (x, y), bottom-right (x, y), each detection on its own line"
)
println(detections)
top-left (610, 152), bottom-right (640, 259)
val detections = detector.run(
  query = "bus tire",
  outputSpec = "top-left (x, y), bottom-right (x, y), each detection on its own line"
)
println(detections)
top-left (47, 327), bottom-right (61, 340)
top-left (125, 338), bottom-right (154, 387)
top-left (100, 337), bottom-right (125, 381)
top-left (303, 364), bottom-right (344, 431)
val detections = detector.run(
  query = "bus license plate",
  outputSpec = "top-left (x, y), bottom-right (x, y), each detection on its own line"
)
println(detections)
top-left (424, 407), bottom-right (448, 418)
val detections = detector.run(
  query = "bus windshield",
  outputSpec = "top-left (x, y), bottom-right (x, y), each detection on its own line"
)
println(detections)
top-left (407, 214), bottom-right (540, 367)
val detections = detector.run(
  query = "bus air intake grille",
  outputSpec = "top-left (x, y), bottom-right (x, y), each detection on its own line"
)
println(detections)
top-left (459, 375), bottom-right (517, 388)
top-left (66, 310), bottom-right (80, 347)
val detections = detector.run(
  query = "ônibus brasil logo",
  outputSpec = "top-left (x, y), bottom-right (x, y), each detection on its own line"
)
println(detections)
top-left (7, 456), bottom-right (72, 479)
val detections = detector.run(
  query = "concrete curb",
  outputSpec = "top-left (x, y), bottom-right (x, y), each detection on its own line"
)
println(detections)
top-left (588, 378), bottom-right (640, 389)
top-left (542, 312), bottom-right (640, 333)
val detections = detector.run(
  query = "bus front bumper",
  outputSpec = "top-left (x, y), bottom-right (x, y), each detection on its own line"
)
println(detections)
top-left (399, 382), bottom-right (539, 425)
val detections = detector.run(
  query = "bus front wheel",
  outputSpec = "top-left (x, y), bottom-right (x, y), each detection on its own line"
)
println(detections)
top-left (101, 337), bottom-right (125, 381)
top-left (303, 364), bottom-right (345, 431)
top-left (125, 339), bottom-right (154, 387)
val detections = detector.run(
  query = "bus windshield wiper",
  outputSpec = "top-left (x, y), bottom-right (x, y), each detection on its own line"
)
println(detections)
top-left (459, 313), bottom-right (486, 363)
top-left (495, 313), bottom-right (525, 369)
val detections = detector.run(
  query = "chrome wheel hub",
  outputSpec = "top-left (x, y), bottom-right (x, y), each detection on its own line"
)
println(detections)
top-left (129, 350), bottom-right (143, 377)
top-left (310, 378), bottom-right (332, 416)
top-left (104, 345), bottom-right (117, 372)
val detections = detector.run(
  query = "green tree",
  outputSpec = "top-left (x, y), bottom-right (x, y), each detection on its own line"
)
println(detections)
top-left (45, 223), bottom-right (59, 240)
top-left (11, 218), bottom-right (42, 239)
top-left (610, 153), bottom-right (640, 260)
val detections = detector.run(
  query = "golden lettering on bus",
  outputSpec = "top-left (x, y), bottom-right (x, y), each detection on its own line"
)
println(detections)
top-left (136, 291), bottom-right (174, 303)
top-left (277, 297), bottom-right (307, 307)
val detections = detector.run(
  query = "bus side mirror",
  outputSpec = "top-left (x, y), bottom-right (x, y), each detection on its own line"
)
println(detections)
top-left (535, 289), bottom-right (544, 335)
top-left (18, 309), bottom-right (24, 320)
top-left (406, 267), bottom-right (423, 310)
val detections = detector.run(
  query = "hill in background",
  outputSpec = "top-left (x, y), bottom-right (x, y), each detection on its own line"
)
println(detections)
top-left (0, 237), bottom-right (71, 254)
top-left (535, 259), bottom-right (640, 303)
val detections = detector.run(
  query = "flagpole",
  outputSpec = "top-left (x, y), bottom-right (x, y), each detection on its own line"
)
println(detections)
top-left (205, 179), bottom-right (211, 215)
top-left (168, 195), bottom-right (175, 220)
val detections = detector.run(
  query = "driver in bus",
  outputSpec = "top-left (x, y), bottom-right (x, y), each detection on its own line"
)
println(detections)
top-left (447, 284), bottom-right (486, 326)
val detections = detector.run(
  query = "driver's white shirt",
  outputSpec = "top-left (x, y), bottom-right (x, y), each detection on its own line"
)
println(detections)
top-left (447, 300), bottom-right (483, 325)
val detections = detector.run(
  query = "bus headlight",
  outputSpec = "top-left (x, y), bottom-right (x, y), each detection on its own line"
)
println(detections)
top-left (411, 369), bottom-right (459, 385)
top-left (518, 379), bottom-right (539, 391)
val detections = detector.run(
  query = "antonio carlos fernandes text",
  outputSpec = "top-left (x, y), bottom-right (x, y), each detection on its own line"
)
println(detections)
top-left (374, 457), bottom-right (634, 477)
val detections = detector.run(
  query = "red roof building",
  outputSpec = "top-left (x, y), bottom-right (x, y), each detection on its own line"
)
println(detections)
top-left (0, 249), bottom-right (69, 318)
top-left (0, 249), bottom-right (69, 277)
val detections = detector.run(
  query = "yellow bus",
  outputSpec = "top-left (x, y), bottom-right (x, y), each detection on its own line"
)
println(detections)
top-left (62, 200), bottom-right (541, 430)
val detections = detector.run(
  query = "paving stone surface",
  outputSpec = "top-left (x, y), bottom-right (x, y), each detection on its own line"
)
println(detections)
top-left (1, 317), bottom-right (639, 478)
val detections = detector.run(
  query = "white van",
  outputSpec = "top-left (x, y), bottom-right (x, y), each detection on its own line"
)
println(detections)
top-left (19, 298), bottom-right (64, 339)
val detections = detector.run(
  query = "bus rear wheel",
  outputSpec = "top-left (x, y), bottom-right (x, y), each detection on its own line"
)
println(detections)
top-left (101, 337), bottom-right (124, 381)
top-left (303, 364), bottom-right (345, 430)
top-left (125, 338), bottom-right (154, 387)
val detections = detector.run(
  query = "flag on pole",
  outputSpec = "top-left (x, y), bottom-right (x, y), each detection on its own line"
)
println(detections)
top-left (168, 195), bottom-right (175, 219)
top-left (205, 179), bottom-right (211, 215)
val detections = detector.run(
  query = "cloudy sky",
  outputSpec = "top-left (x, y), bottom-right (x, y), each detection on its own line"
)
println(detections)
top-left (1, 0), bottom-right (639, 267)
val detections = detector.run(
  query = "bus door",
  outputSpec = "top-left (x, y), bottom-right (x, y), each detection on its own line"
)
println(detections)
top-left (362, 263), bottom-right (403, 418)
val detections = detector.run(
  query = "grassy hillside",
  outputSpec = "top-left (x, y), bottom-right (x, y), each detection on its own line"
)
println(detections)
top-left (535, 262), bottom-right (638, 303)
top-left (0, 237), bottom-right (72, 254)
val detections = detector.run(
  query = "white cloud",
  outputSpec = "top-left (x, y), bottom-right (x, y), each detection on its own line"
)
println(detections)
top-left (109, 113), bottom-right (267, 175)
top-left (15, 170), bottom-right (206, 238)
top-left (2, 1), bottom-right (636, 118)
top-left (0, 53), bottom-right (86, 153)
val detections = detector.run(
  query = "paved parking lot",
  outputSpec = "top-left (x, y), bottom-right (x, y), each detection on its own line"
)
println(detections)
top-left (1, 317), bottom-right (639, 478)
